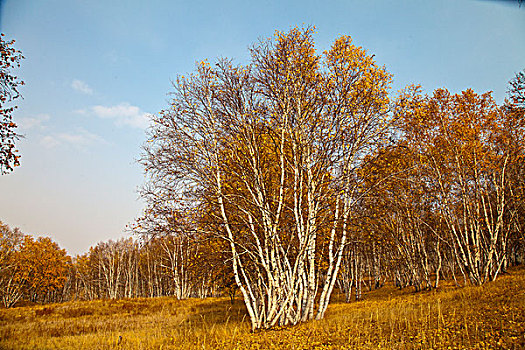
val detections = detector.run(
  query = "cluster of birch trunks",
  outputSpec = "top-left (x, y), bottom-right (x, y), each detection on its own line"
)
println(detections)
top-left (138, 27), bottom-right (525, 330)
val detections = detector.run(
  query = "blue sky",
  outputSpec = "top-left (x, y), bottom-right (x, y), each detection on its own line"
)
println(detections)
top-left (1, 0), bottom-right (524, 255)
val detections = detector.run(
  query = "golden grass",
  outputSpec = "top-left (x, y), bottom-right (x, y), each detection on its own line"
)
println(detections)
top-left (1, 266), bottom-right (524, 349)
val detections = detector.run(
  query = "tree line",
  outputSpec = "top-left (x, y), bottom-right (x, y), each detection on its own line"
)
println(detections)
top-left (0, 221), bottom-right (236, 308)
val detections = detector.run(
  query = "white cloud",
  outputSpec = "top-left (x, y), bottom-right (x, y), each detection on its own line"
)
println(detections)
top-left (18, 114), bottom-right (50, 130)
top-left (90, 103), bottom-right (150, 129)
top-left (40, 128), bottom-right (106, 149)
top-left (71, 79), bottom-right (94, 95)
top-left (73, 109), bottom-right (87, 115)
top-left (41, 135), bottom-right (61, 148)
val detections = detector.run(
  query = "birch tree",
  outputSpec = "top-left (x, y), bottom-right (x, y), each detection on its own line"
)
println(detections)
top-left (397, 88), bottom-right (518, 284)
top-left (141, 27), bottom-right (392, 330)
top-left (0, 221), bottom-right (24, 307)
top-left (503, 70), bottom-right (525, 266)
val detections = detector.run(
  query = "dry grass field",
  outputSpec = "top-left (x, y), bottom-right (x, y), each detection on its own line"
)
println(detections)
top-left (1, 266), bottom-right (524, 349)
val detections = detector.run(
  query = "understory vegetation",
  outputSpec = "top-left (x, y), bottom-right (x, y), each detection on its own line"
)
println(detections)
top-left (1, 265), bottom-right (524, 349)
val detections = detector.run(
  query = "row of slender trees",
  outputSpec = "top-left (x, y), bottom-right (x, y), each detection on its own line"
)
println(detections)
top-left (0, 222), bottom-right (237, 307)
top-left (2, 188), bottom-right (523, 308)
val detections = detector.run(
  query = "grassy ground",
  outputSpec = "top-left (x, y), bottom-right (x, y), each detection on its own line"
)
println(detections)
top-left (1, 266), bottom-right (524, 349)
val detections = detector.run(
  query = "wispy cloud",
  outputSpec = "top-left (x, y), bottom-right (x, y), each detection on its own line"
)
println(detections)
top-left (41, 135), bottom-right (61, 148)
top-left (40, 128), bottom-right (106, 149)
top-left (18, 114), bottom-right (50, 130)
top-left (81, 103), bottom-right (150, 129)
top-left (71, 79), bottom-right (94, 95)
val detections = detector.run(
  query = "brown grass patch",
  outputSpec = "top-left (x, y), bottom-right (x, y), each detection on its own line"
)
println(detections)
top-left (1, 266), bottom-right (524, 349)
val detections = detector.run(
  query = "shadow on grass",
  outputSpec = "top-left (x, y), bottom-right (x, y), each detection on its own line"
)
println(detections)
top-left (183, 297), bottom-right (249, 326)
